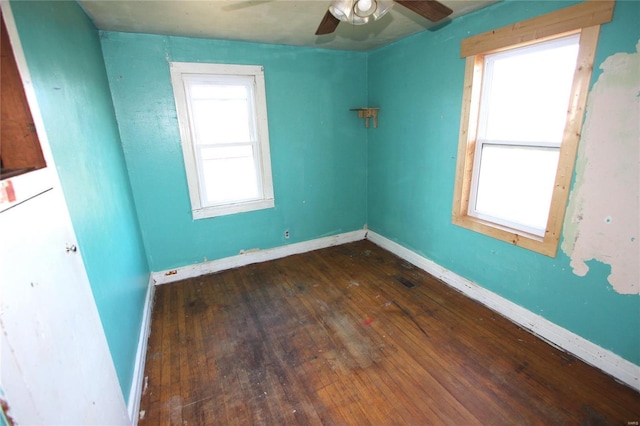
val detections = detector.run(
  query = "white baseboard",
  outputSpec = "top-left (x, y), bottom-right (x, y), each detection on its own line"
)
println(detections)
top-left (146, 228), bottom-right (639, 391)
top-left (127, 276), bottom-right (156, 425)
top-left (152, 229), bottom-right (368, 285)
top-left (366, 230), bottom-right (640, 392)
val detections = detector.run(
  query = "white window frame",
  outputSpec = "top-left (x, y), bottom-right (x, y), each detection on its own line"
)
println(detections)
top-left (170, 62), bottom-right (274, 219)
top-left (467, 34), bottom-right (580, 238)
top-left (451, 0), bottom-right (614, 257)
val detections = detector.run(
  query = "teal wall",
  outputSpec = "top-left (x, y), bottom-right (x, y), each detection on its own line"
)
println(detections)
top-left (10, 1), bottom-right (150, 398)
top-left (100, 32), bottom-right (368, 271)
top-left (367, 0), bottom-right (640, 364)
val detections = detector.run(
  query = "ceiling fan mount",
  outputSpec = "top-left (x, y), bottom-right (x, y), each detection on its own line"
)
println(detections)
top-left (315, 0), bottom-right (453, 35)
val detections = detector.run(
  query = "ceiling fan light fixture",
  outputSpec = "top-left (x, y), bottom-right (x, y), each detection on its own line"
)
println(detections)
top-left (316, 0), bottom-right (451, 37)
top-left (329, 0), bottom-right (369, 25)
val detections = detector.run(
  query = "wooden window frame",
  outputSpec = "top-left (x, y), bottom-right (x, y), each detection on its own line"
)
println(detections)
top-left (451, 0), bottom-right (614, 257)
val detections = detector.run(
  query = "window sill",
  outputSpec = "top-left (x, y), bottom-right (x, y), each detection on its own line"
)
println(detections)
top-left (452, 213), bottom-right (558, 257)
top-left (192, 198), bottom-right (275, 220)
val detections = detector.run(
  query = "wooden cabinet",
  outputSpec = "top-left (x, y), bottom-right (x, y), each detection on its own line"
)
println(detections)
top-left (1, 13), bottom-right (46, 179)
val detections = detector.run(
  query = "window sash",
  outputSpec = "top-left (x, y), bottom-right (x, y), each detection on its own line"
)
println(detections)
top-left (465, 34), bottom-right (579, 238)
top-left (194, 142), bottom-right (263, 207)
top-left (478, 34), bottom-right (580, 146)
top-left (185, 75), bottom-right (256, 145)
top-left (468, 140), bottom-right (560, 236)
top-left (183, 76), bottom-right (264, 208)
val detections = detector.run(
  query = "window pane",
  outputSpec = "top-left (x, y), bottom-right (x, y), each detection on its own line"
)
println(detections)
top-left (190, 84), bottom-right (247, 100)
top-left (481, 35), bottom-right (579, 143)
top-left (200, 145), bottom-right (260, 205)
top-left (475, 145), bottom-right (559, 233)
top-left (190, 83), bottom-right (252, 144)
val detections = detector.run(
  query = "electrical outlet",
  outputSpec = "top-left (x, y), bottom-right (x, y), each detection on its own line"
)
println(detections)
top-left (284, 230), bottom-right (290, 239)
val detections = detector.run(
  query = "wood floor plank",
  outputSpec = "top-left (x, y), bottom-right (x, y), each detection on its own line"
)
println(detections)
top-left (139, 240), bottom-right (640, 425)
top-left (311, 248), bottom-right (500, 423)
top-left (328, 245), bottom-right (596, 417)
top-left (276, 270), bottom-right (359, 425)
top-left (311, 254), bottom-right (483, 424)
top-left (343, 277), bottom-right (524, 423)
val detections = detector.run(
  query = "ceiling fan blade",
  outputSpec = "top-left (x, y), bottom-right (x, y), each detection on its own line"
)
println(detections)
top-left (394, 0), bottom-right (453, 22)
top-left (315, 10), bottom-right (340, 35)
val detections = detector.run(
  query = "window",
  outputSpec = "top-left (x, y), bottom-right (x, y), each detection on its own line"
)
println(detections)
top-left (170, 62), bottom-right (274, 219)
top-left (470, 35), bottom-right (580, 237)
top-left (452, 1), bottom-right (614, 256)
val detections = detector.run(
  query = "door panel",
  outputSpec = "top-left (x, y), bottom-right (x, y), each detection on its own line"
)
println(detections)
top-left (0, 187), bottom-right (129, 424)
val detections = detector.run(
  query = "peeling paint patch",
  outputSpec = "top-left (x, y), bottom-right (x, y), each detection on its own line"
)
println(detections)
top-left (562, 41), bottom-right (640, 295)
top-left (239, 248), bottom-right (260, 255)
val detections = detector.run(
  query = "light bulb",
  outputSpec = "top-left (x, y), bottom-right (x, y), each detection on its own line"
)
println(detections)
top-left (354, 0), bottom-right (376, 18)
top-left (356, 0), bottom-right (372, 12)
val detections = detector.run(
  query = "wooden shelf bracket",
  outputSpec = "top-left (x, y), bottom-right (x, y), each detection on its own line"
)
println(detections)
top-left (350, 108), bottom-right (380, 128)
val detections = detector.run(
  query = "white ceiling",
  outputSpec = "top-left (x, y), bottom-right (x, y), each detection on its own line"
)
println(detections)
top-left (78, 0), bottom-right (498, 51)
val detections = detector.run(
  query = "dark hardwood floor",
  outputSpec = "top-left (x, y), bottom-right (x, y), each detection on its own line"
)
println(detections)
top-left (138, 240), bottom-right (640, 425)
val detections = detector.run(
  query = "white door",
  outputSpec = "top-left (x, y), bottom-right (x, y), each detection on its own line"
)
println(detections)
top-left (0, 186), bottom-right (129, 425)
top-left (0, 4), bottom-right (129, 424)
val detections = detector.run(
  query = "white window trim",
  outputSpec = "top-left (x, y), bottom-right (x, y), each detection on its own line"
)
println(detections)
top-left (170, 62), bottom-right (274, 220)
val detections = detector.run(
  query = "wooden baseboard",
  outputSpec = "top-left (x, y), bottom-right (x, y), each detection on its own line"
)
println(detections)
top-left (366, 230), bottom-right (640, 392)
top-left (127, 276), bottom-right (155, 425)
top-left (151, 229), bottom-right (368, 285)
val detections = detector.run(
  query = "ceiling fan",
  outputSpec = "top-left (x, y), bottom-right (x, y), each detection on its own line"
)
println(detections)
top-left (315, 0), bottom-right (453, 35)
